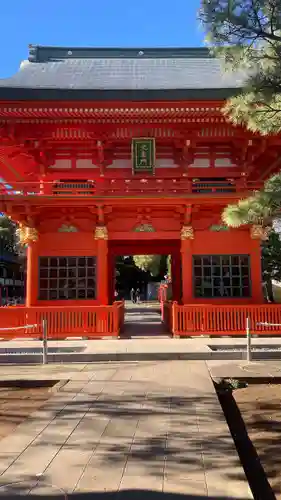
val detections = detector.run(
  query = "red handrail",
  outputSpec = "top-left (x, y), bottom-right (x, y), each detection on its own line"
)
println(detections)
top-left (172, 302), bottom-right (281, 336)
top-left (0, 302), bottom-right (125, 339)
top-left (0, 179), bottom-right (263, 198)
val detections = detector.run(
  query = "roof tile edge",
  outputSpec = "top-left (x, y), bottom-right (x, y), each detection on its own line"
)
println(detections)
top-left (27, 44), bottom-right (212, 62)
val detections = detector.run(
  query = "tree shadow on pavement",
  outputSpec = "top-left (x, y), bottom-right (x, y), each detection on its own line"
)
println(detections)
top-left (0, 483), bottom-right (252, 499)
top-left (232, 383), bottom-right (281, 498)
top-left (0, 363), bottom-right (253, 498)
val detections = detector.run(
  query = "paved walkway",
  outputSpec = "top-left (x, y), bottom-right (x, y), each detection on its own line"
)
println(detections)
top-left (207, 359), bottom-right (281, 380)
top-left (123, 305), bottom-right (168, 338)
top-left (1, 336), bottom-right (281, 365)
top-left (0, 361), bottom-right (252, 498)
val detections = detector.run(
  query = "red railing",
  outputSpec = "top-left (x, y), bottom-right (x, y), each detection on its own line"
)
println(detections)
top-left (115, 300), bottom-right (125, 334)
top-left (0, 307), bottom-right (27, 332)
top-left (158, 284), bottom-right (168, 303)
top-left (0, 302), bottom-right (125, 339)
top-left (172, 303), bottom-right (281, 336)
top-left (161, 301), bottom-right (173, 332)
top-left (0, 178), bottom-right (262, 198)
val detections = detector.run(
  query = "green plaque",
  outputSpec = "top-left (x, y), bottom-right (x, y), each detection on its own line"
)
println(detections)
top-left (58, 224), bottom-right (78, 233)
top-left (209, 224), bottom-right (229, 232)
top-left (132, 138), bottom-right (155, 174)
top-left (134, 223), bottom-right (155, 233)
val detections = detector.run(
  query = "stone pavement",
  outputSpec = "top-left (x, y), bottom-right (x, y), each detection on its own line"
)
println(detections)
top-left (0, 361), bottom-right (252, 498)
top-left (207, 359), bottom-right (281, 381)
top-left (123, 305), bottom-right (168, 337)
top-left (1, 335), bottom-right (281, 353)
top-left (1, 335), bottom-right (281, 364)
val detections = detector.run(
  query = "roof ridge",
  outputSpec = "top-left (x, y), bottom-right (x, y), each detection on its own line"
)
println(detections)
top-left (28, 45), bottom-right (212, 62)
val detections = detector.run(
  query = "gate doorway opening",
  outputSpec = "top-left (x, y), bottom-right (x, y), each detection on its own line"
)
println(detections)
top-left (108, 240), bottom-right (181, 337)
top-left (115, 254), bottom-right (168, 338)
top-left (114, 255), bottom-right (168, 302)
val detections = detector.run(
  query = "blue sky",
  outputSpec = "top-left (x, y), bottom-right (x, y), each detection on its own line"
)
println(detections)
top-left (0, 0), bottom-right (203, 78)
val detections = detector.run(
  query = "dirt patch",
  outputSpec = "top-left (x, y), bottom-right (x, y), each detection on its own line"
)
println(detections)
top-left (0, 380), bottom-right (57, 440)
top-left (233, 383), bottom-right (281, 499)
top-left (217, 382), bottom-right (274, 500)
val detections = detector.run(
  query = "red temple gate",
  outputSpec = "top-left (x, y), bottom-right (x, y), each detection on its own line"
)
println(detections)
top-left (0, 45), bottom-right (279, 337)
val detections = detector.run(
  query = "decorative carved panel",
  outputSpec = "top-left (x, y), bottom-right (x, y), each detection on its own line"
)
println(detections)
top-left (134, 223), bottom-right (155, 233)
top-left (94, 226), bottom-right (108, 240)
top-left (181, 225), bottom-right (194, 240)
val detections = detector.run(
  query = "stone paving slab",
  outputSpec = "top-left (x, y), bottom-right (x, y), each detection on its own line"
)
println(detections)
top-left (2, 336), bottom-right (281, 352)
top-left (207, 360), bottom-right (281, 380)
top-left (1, 336), bottom-right (281, 364)
top-left (0, 361), bottom-right (253, 498)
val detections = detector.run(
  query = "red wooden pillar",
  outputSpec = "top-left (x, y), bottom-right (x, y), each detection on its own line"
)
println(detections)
top-left (107, 251), bottom-right (115, 304)
top-left (26, 235), bottom-right (39, 307)
top-left (95, 226), bottom-right (109, 305)
top-left (171, 251), bottom-right (181, 302)
top-left (180, 226), bottom-right (194, 304)
top-left (249, 229), bottom-right (264, 303)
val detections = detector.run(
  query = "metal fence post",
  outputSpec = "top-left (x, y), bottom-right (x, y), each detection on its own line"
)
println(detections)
top-left (246, 316), bottom-right (252, 363)
top-left (42, 319), bottom-right (48, 365)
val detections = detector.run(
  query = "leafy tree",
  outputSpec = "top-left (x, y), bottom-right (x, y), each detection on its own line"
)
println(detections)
top-left (115, 256), bottom-right (149, 298)
top-left (199, 0), bottom-right (281, 134)
top-left (0, 215), bottom-right (18, 254)
top-left (199, 2), bottom-right (281, 231)
top-left (132, 255), bottom-right (170, 278)
top-left (133, 255), bottom-right (162, 277)
top-left (262, 229), bottom-right (281, 301)
top-left (222, 172), bottom-right (281, 227)
top-left (220, 177), bottom-right (281, 301)
top-left (167, 255), bottom-right (172, 277)
top-left (199, 1), bottom-right (281, 301)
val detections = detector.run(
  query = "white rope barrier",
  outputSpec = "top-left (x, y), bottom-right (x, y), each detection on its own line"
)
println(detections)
top-left (245, 317), bottom-right (281, 364)
top-left (0, 320), bottom-right (48, 365)
top-left (256, 322), bottom-right (281, 327)
top-left (0, 324), bottom-right (38, 331)
top-left (246, 317), bottom-right (251, 362)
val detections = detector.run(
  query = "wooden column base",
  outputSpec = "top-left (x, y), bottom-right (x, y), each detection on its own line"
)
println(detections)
top-left (250, 238), bottom-right (264, 303)
top-left (96, 239), bottom-right (109, 304)
top-left (181, 239), bottom-right (193, 304)
top-left (26, 241), bottom-right (39, 307)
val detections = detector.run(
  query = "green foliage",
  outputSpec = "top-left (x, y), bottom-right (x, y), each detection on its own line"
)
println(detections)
top-left (222, 172), bottom-right (281, 227)
top-left (115, 256), bottom-right (148, 295)
top-left (133, 255), bottom-right (170, 277)
top-left (222, 193), bottom-right (272, 227)
top-left (221, 173), bottom-right (281, 300)
top-left (199, 2), bottom-right (281, 298)
top-left (167, 255), bottom-right (172, 277)
top-left (133, 255), bottom-right (162, 276)
top-left (262, 229), bottom-right (281, 282)
top-left (0, 215), bottom-right (18, 254)
top-left (199, 0), bottom-right (281, 133)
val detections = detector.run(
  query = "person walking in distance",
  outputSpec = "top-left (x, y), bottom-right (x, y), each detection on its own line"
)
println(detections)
top-left (130, 288), bottom-right (135, 303)
top-left (136, 288), bottom-right (141, 303)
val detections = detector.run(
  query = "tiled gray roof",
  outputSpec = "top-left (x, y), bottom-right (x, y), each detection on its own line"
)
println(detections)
top-left (0, 46), bottom-right (246, 92)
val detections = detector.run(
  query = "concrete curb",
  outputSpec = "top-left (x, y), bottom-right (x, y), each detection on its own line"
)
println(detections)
top-left (50, 379), bottom-right (70, 392)
top-left (0, 350), bottom-right (281, 364)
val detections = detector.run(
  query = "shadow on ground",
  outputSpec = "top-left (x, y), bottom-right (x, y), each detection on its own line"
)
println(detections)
top-left (0, 484), bottom-right (252, 499)
top-left (123, 306), bottom-right (170, 337)
top-left (232, 383), bottom-right (281, 498)
top-left (0, 362), bottom-right (252, 497)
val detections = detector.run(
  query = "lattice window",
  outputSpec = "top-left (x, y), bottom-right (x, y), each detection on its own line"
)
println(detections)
top-left (39, 256), bottom-right (96, 300)
top-left (191, 178), bottom-right (235, 193)
top-left (193, 255), bottom-right (251, 298)
top-left (52, 180), bottom-right (95, 196)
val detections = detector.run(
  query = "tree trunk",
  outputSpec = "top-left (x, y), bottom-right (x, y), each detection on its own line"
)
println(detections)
top-left (265, 278), bottom-right (275, 303)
